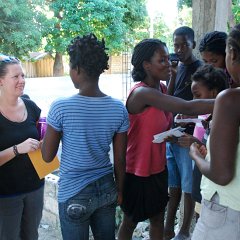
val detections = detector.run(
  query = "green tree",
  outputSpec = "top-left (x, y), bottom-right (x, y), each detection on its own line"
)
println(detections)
top-left (45, 0), bottom-right (147, 76)
top-left (178, 5), bottom-right (192, 27)
top-left (177, 0), bottom-right (192, 10)
top-left (153, 15), bottom-right (172, 51)
top-left (0, 0), bottom-right (48, 58)
top-left (232, 0), bottom-right (240, 23)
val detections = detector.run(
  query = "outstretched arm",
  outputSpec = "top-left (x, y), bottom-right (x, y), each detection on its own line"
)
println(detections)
top-left (127, 86), bottom-right (214, 116)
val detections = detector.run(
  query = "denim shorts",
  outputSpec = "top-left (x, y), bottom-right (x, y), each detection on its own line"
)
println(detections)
top-left (59, 174), bottom-right (117, 240)
top-left (192, 194), bottom-right (240, 240)
top-left (166, 142), bottom-right (193, 193)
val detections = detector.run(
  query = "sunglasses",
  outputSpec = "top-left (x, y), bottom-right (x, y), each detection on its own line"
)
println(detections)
top-left (0, 54), bottom-right (19, 63)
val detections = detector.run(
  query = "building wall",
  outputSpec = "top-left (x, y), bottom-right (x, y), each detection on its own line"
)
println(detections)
top-left (22, 56), bottom-right (54, 78)
top-left (23, 55), bottom-right (131, 77)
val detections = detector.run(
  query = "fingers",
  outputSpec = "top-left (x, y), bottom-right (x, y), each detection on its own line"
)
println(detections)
top-left (27, 138), bottom-right (40, 151)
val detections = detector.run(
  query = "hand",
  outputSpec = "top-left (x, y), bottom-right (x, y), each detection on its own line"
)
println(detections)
top-left (198, 145), bottom-right (207, 157)
top-left (176, 134), bottom-right (198, 148)
top-left (17, 138), bottom-right (40, 154)
top-left (174, 114), bottom-right (188, 127)
top-left (189, 142), bottom-right (207, 160)
top-left (170, 65), bottom-right (177, 79)
top-left (164, 135), bottom-right (178, 143)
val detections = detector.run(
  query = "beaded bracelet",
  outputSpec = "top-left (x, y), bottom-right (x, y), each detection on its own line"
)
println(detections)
top-left (13, 145), bottom-right (19, 156)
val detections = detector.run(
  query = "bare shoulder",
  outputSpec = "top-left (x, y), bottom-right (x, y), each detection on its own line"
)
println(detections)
top-left (127, 85), bottom-right (163, 113)
top-left (215, 88), bottom-right (240, 117)
top-left (128, 85), bottom-right (161, 102)
top-left (216, 88), bottom-right (240, 107)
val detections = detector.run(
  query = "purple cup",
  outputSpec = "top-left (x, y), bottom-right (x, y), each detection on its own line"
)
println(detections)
top-left (37, 117), bottom-right (47, 140)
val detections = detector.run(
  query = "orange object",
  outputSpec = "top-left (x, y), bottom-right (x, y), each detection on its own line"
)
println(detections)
top-left (28, 149), bottom-right (60, 179)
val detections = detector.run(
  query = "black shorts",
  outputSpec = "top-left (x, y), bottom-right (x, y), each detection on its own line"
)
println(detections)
top-left (121, 169), bottom-right (169, 223)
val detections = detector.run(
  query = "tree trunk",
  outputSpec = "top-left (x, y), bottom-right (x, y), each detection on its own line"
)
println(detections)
top-left (53, 52), bottom-right (64, 77)
top-left (192, 0), bottom-right (232, 58)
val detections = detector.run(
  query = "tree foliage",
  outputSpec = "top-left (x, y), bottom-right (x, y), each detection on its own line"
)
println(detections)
top-left (45, 0), bottom-right (147, 55)
top-left (232, 0), bottom-right (240, 23)
top-left (178, 5), bottom-right (192, 27)
top-left (153, 15), bottom-right (172, 50)
top-left (0, 0), bottom-right (49, 58)
top-left (177, 0), bottom-right (192, 10)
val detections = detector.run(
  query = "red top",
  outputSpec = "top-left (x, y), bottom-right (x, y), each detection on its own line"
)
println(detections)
top-left (126, 82), bottom-right (173, 177)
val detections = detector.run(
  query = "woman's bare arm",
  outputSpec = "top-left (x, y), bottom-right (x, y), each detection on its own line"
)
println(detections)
top-left (190, 89), bottom-right (240, 185)
top-left (127, 86), bottom-right (214, 116)
top-left (41, 125), bottom-right (61, 162)
top-left (112, 131), bottom-right (127, 205)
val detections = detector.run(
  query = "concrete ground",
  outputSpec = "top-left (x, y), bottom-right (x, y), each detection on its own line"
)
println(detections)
top-left (39, 223), bottom-right (62, 240)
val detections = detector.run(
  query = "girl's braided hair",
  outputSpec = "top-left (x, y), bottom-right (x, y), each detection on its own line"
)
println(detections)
top-left (67, 33), bottom-right (109, 77)
top-left (131, 39), bottom-right (166, 82)
top-left (199, 31), bottom-right (227, 57)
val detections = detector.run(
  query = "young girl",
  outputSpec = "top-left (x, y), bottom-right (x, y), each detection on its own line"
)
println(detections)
top-left (41, 34), bottom-right (129, 240)
top-left (175, 64), bottom-right (228, 218)
top-left (190, 24), bottom-right (240, 240)
top-left (199, 31), bottom-right (227, 69)
top-left (117, 38), bottom-right (214, 240)
top-left (199, 30), bottom-right (237, 88)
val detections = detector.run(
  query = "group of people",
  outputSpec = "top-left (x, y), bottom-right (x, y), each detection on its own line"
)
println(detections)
top-left (0, 24), bottom-right (239, 240)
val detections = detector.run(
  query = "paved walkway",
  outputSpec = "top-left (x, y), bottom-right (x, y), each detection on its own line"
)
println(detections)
top-left (39, 223), bottom-right (62, 240)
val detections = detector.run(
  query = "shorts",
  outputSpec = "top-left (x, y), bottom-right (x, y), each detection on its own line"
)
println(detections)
top-left (121, 169), bottom-right (169, 223)
top-left (166, 142), bottom-right (193, 193)
top-left (192, 194), bottom-right (240, 240)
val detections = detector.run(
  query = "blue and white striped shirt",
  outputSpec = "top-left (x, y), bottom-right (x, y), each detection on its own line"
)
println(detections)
top-left (47, 94), bottom-right (129, 202)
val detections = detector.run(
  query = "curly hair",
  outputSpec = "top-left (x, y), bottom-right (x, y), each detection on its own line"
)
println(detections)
top-left (67, 33), bottom-right (109, 77)
top-left (192, 64), bottom-right (228, 93)
top-left (227, 24), bottom-right (240, 62)
top-left (173, 26), bottom-right (195, 42)
top-left (131, 39), bottom-right (166, 82)
top-left (199, 31), bottom-right (227, 57)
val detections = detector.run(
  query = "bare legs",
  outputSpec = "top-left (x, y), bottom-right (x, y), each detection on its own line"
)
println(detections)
top-left (164, 187), bottom-right (182, 239)
top-left (118, 211), bottom-right (165, 240)
top-left (118, 214), bottom-right (137, 240)
top-left (164, 187), bottom-right (194, 240)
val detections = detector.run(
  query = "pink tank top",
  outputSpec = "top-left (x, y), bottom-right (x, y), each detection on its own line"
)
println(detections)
top-left (126, 82), bottom-right (173, 177)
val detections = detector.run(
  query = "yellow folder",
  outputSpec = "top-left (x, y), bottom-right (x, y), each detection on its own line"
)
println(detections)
top-left (28, 149), bottom-right (60, 179)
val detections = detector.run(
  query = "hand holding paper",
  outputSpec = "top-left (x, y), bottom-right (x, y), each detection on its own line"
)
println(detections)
top-left (153, 127), bottom-right (185, 143)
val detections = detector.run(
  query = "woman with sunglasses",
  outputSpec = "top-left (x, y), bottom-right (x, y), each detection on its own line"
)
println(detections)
top-left (0, 54), bottom-right (43, 240)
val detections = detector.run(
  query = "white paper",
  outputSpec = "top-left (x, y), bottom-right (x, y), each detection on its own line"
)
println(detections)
top-left (153, 127), bottom-right (185, 143)
top-left (174, 118), bottom-right (202, 124)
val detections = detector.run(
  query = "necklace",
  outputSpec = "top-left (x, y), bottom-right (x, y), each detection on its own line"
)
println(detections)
top-left (0, 106), bottom-right (27, 122)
